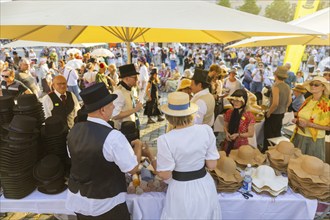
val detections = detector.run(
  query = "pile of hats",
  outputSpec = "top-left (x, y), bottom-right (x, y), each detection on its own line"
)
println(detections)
top-left (40, 116), bottom-right (69, 173)
top-left (210, 151), bottom-right (243, 193)
top-left (288, 155), bottom-right (329, 202)
top-left (251, 165), bottom-right (288, 197)
top-left (0, 115), bottom-right (39, 199)
top-left (13, 94), bottom-right (45, 129)
top-left (33, 154), bottom-right (67, 194)
top-left (0, 96), bottom-right (15, 139)
top-left (229, 145), bottom-right (267, 169)
top-left (267, 141), bottom-right (302, 173)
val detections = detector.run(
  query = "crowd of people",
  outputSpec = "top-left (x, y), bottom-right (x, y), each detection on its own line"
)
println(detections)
top-left (0, 43), bottom-right (329, 219)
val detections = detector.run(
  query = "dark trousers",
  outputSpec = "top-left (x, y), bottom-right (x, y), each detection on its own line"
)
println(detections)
top-left (76, 202), bottom-right (130, 220)
top-left (262, 113), bottom-right (284, 153)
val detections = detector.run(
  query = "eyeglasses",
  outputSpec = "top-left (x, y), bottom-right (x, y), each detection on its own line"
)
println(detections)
top-left (309, 82), bottom-right (322, 87)
top-left (1, 75), bottom-right (9, 78)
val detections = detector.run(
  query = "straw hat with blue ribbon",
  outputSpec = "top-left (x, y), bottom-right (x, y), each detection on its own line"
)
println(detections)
top-left (160, 92), bottom-right (198, 116)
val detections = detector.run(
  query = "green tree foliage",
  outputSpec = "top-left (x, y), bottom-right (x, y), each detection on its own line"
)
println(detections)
top-left (238, 0), bottom-right (261, 15)
top-left (218, 0), bottom-right (231, 8)
top-left (265, 0), bottom-right (294, 22)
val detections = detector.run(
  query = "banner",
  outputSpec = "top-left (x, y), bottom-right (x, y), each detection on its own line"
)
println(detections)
top-left (283, 0), bottom-right (320, 73)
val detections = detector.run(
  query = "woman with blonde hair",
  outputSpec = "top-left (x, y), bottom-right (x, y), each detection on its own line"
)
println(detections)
top-left (83, 62), bottom-right (97, 88)
top-left (291, 76), bottom-right (330, 161)
top-left (157, 92), bottom-right (221, 219)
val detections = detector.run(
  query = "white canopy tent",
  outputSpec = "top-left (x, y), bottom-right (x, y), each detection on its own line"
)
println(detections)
top-left (1, 40), bottom-right (107, 48)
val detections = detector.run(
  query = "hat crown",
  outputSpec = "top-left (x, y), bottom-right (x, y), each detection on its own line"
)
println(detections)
top-left (177, 79), bottom-right (191, 91)
top-left (80, 83), bottom-right (109, 106)
top-left (276, 141), bottom-right (295, 155)
top-left (35, 154), bottom-right (63, 179)
top-left (254, 165), bottom-right (276, 179)
top-left (16, 94), bottom-right (39, 109)
top-left (8, 115), bottom-right (37, 133)
top-left (301, 156), bottom-right (324, 176)
top-left (168, 92), bottom-right (189, 107)
top-left (192, 68), bottom-right (210, 84)
top-left (238, 145), bottom-right (254, 160)
top-left (219, 156), bottom-right (236, 175)
top-left (119, 64), bottom-right (138, 78)
top-left (0, 96), bottom-right (15, 110)
top-left (274, 66), bottom-right (288, 79)
top-left (45, 116), bottom-right (66, 134)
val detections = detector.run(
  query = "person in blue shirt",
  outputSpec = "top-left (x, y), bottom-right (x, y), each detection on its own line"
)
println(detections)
top-left (284, 62), bottom-right (296, 88)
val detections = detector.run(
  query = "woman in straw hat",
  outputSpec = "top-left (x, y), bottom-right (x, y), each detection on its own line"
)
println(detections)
top-left (288, 85), bottom-right (307, 115)
top-left (291, 76), bottom-right (330, 161)
top-left (223, 89), bottom-right (255, 155)
top-left (157, 92), bottom-right (221, 219)
top-left (262, 66), bottom-right (292, 153)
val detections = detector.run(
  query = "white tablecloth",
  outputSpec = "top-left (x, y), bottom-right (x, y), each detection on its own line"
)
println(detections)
top-left (213, 114), bottom-right (264, 147)
top-left (0, 188), bottom-right (317, 220)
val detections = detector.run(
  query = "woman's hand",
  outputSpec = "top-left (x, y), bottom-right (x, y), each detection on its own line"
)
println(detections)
top-left (225, 132), bottom-right (231, 141)
top-left (230, 133), bottom-right (239, 140)
top-left (297, 119), bottom-right (309, 128)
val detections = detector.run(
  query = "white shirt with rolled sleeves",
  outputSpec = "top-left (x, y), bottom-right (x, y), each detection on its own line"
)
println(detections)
top-left (191, 88), bottom-right (214, 126)
top-left (63, 67), bottom-right (79, 86)
top-left (66, 117), bottom-right (138, 216)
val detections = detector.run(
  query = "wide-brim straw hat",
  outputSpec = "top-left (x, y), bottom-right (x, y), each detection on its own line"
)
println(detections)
top-left (229, 145), bottom-right (266, 166)
top-left (252, 184), bottom-right (287, 197)
top-left (214, 151), bottom-right (242, 183)
top-left (288, 155), bottom-right (330, 184)
top-left (267, 141), bottom-right (302, 163)
top-left (160, 92), bottom-right (198, 116)
top-left (177, 79), bottom-right (191, 91)
top-left (251, 165), bottom-right (288, 192)
top-left (303, 76), bottom-right (329, 96)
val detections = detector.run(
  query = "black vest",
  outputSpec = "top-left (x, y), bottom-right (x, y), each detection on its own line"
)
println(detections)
top-left (67, 121), bottom-right (127, 199)
top-left (49, 91), bottom-right (74, 126)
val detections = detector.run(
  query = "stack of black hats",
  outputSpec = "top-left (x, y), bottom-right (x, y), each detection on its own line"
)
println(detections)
top-left (13, 94), bottom-right (45, 129)
top-left (33, 154), bottom-right (67, 194)
top-left (0, 115), bottom-right (39, 199)
top-left (41, 116), bottom-right (69, 174)
top-left (0, 96), bottom-right (15, 138)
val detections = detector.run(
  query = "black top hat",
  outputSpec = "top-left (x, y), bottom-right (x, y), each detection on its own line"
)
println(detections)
top-left (13, 94), bottom-right (40, 111)
top-left (0, 96), bottom-right (15, 112)
top-left (120, 121), bottom-right (139, 144)
top-left (79, 83), bottom-right (118, 113)
top-left (192, 68), bottom-right (211, 84)
top-left (119, 64), bottom-right (139, 78)
top-left (33, 154), bottom-right (65, 183)
top-left (2, 131), bottom-right (39, 144)
top-left (42, 116), bottom-right (68, 137)
top-left (2, 115), bottom-right (39, 133)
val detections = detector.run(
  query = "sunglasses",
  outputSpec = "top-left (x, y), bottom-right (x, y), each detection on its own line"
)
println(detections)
top-left (309, 82), bottom-right (322, 87)
top-left (1, 75), bottom-right (9, 78)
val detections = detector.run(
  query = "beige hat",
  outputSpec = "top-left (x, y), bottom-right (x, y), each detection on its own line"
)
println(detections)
top-left (229, 145), bottom-right (266, 166)
top-left (160, 92), bottom-right (198, 117)
top-left (292, 85), bottom-right (307, 94)
top-left (251, 165), bottom-right (288, 192)
top-left (267, 141), bottom-right (302, 163)
top-left (288, 155), bottom-right (330, 184)
top-left (177, 79), bottom-right (191, 91)
top-left (214, 151), bottom-right (243, 183)
top-left (303, 76), bottom-right (329, 96)
top-left (274, 66), bottom-right (288, 79)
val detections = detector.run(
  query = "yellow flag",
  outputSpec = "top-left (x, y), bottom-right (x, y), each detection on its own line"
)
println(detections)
top-left (283, 0), bottom-right (320, 73)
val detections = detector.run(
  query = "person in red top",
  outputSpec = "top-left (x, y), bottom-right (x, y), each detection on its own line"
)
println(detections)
top-left (223, 89), bottom-right (255, 155)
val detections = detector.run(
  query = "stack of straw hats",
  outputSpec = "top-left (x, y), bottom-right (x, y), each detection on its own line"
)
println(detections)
top-left (13, 94), bottom-right (45, 129)
top-left (251, 165), bottom-right (288, 196)
top-left (40, 116), bottom-right (69, 174)
top-left (229, 145), bottom-right (266, 169)
top-left (33, 154), bottom-right (67, 194)
top-left (210, 151), bottom-right (243, 193)
top-left (288, 155), bottom-right (330, 202)
top-left (267, 141), bottom-right (302, 173)
top-left (0, 115), bottom-right (39, 199)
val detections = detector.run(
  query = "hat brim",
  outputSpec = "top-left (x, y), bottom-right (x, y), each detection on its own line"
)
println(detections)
top-left (160, 102), bottom-right (198, 117)
top-left (303, 79), bottom-right (329, 95)
top-left (214, 168), bottom-right (242, 182)
top-left (292, 88), bottom-right (307, 94)
top-left (84, 94), bottom-right (118, 113)
top-left (2, 124), bottom-right (39, 134)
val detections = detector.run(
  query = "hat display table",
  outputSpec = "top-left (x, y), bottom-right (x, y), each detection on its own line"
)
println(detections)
top-left (0, 188), bottom-right (317, 219)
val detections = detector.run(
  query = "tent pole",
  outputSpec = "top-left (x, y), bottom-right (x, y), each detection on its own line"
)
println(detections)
top-left (126, 41), bottom-right (131, 64)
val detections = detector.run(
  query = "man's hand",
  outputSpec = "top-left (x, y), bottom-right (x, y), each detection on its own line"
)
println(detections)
top-left (135, 101), bottom-right (143, 112)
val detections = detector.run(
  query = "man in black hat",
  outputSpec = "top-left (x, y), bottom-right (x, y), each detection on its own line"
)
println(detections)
top-left (42, 75), bottom-right (80, 129)
top-left (112, 64), bottom-right (143, 130)
top-left (66, 83), bottom-right (151, 220)
top-left (190, 68), bottom-right (215, 126)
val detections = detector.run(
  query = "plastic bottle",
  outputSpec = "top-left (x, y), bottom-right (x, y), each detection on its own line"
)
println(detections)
top-left (242, 164), bottom-right (252, 192)
top-left (132, 174), bottom-right (140, 187)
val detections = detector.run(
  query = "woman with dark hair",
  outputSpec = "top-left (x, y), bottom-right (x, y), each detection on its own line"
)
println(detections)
top-left (144, 68), bottom-right (164, 124)
top-left (223, 89), bottom-right (255, 155)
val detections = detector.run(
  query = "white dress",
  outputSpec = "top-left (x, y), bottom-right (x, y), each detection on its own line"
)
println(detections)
top-left (157, 124), bottom-right (221, 220)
